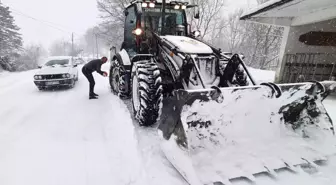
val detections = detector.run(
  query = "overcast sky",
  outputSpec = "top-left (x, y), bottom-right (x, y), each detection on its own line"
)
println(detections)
top-left (3, 0), bottom-right (256, 49)
top-left (2, 0), bottom-right (100, 48)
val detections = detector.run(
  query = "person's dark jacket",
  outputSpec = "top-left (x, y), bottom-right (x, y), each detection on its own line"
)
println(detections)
top-left (83, 59), bottom-right (104, 75)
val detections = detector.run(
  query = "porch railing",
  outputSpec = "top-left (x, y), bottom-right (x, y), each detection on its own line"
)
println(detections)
top-left (282, 53), bottom-right (336, 83)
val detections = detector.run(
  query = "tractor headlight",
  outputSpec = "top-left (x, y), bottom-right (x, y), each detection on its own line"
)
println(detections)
top-left (142, 2), bottom-right (148, 8)
top-left (181, 5), bottom-right (187, 9)
top-left (149, 2), bottom-right (155, 8)
top-left (62, 74), bottom-right (67, 78)
top-left (174, 5), bottom-right (180, 9)
top-left (34, 75), bottom-right (39, 80)
top-left (132, 28), bottom-right (143, 36)
top-left (66, 73), bottom-right (71, 78)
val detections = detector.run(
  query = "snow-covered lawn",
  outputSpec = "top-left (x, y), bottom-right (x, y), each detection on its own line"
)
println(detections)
top-left (249, 67), bottom-right (276, 83)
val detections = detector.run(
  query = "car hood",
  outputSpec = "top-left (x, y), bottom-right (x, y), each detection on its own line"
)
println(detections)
top-left (36, 66), bottom-right (71, 75)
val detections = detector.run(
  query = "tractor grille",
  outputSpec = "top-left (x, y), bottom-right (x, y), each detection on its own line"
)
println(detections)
top-left (41, 74), bottom-right (64, 80)
top-left (194, 56), bottom-right (216, 76)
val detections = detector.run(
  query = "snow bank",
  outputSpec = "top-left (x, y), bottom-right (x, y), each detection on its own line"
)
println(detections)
top-left (248, 67), bottom-right (276, 83)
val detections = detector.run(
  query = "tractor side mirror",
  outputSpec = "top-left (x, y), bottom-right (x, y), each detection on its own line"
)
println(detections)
top-left (73, 64), bottom-right (78, 67)
top-left (194, 12), bottom-right (200, 19)
top-left (110, 46), bottom-right (117, 55)
top-left (194, 6), bottom-right (200, 19)
top-left (38, 65), bottom-right (42, 69)
top-left (187, 24), bottom-right (191, 35)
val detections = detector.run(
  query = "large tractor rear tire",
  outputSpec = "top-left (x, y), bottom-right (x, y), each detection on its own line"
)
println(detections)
top-left (131, 61), bottom-right (163, 126)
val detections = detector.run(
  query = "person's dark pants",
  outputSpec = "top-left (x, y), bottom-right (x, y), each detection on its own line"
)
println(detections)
top-left (82, 67), bottom-right (95, 96)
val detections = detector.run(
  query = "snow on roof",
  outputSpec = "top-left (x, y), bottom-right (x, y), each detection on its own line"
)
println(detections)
top-left (240, 0), bottom-right (336, 26)
top-left (240, 0), bottom-right (283, 20)
top-left (241, 0), bottom-right (336, 18)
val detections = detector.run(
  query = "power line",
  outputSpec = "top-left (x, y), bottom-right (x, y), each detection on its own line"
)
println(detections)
top-left (2, 1), bottom-right (80, 36)
top-left (10, 11), bottom-right (72, 34)
top-left (11, 11), bottom-right (72, 34)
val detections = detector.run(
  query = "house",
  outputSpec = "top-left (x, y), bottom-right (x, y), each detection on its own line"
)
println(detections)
top-left (240, 0), bottom-right (336, 83)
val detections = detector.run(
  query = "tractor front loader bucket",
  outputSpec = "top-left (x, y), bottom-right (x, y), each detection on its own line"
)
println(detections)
top-left (158, 81), bottom-right (336, 185)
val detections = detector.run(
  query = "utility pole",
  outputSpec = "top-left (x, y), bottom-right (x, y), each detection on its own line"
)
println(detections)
top-left (63, 41), bottom-right (66, 56)
top-left (71, 33), bottom-right (74, 57)
top-left (95, 33), bottom-right (99, 58)
top-left (92, 31), bottom-right (95, 59)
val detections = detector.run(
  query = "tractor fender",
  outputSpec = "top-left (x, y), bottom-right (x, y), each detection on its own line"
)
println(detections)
top-left (111, 49), bottom-right (131, 68)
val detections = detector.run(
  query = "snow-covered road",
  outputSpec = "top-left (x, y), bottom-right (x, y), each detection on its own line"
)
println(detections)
top-left (0, 66), bottom-right (335, 185)
top-left (0, 65), bottom-right (186, 185)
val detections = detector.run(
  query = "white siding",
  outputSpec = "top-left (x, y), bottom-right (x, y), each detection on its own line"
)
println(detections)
top-left (285, 19), bottom-right (336, 54)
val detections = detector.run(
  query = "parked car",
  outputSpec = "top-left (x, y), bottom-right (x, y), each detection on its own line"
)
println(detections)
top-left (33, 56), bottom-right (79, 90)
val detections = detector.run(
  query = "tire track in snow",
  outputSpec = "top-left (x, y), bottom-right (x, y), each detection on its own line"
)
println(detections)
top-left (123, 99), bottom-right (188, 185)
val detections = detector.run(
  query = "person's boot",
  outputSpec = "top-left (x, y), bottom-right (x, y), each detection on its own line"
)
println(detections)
top-left (90, 92), bottom-right (98, 97)
top-left (92, 92), bottom-right (99, 96)
top-left (89, 91), bottom-right (98, 99)
top-left (89, 95), bottom-right (98, 100)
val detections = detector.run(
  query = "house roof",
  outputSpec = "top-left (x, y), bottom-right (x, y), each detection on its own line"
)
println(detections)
top-left (240, 0), bottom-right (336, 26)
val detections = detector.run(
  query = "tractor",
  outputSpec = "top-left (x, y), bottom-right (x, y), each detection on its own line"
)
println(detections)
top-left (109, 1), bottom-right (336, 184)
top-left (109, 0), bottom-right (250, 126)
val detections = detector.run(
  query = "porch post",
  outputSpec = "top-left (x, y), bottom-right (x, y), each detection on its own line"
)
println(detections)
top-left (275, 26), bottom-right (291, 83)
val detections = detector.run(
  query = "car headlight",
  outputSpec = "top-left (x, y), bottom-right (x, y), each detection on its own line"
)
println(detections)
top-left (66, 73), bottom-right (71, 78)
top-left (34, 75), bottom-right (42, 80)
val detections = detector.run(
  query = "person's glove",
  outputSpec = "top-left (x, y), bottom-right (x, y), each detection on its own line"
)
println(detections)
top-left (103, 72), bottom-right (108, 77)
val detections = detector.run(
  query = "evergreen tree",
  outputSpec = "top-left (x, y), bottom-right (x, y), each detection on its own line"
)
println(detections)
top-left (0, 2), bottom-right (23, 70)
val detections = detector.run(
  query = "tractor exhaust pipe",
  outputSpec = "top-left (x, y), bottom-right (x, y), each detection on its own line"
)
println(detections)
top-left (161, 0), bottom-right (166, 35)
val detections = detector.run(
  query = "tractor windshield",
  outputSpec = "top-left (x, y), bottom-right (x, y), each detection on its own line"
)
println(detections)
top-left (142, 7), bottom-right (186, 35)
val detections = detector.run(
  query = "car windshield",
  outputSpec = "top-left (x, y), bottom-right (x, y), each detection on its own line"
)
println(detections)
top-left (45, 59), bottom-right (70, 66)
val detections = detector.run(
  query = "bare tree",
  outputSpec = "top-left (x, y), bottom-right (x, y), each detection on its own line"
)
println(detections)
top-left (188, 0), bottom-right (227, 39)
top-left (219, 9), bottom-right (248, 53)
top-left (49, 39), bottom-right (83, 57)
top-left (240, 23), bottom-right (283, 69)
top-left (96, 0), bottom-right (132, 47)
top-left (218, 5), bottom-right (283, 70)
top-left (15, 44), bottom-right (48, 71)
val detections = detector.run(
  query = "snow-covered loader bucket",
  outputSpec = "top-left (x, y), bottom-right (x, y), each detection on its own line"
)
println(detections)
top-left (158, 81), bottom-right (336, 185)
